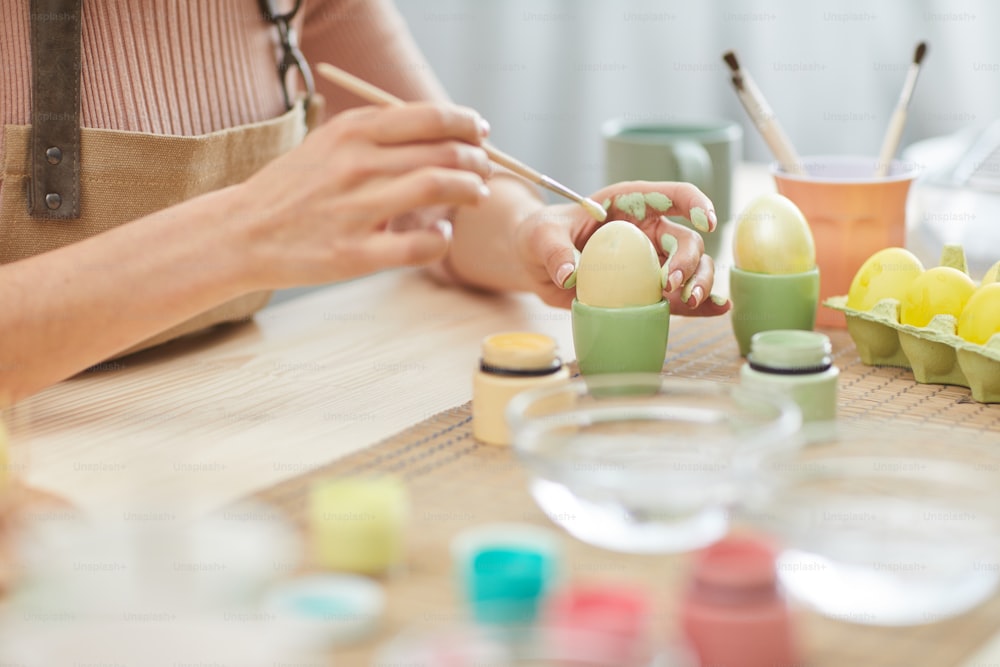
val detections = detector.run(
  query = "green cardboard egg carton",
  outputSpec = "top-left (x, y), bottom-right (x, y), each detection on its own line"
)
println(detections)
top-left (824, 247), bottom-right (1000, 404)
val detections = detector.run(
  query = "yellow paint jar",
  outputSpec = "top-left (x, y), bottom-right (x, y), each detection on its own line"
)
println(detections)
top-left (309, 477), bottom-right (408, 575)
top-left (472, 332), bottom-right (570, 446)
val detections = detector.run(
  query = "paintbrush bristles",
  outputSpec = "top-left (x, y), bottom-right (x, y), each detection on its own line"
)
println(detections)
top-left (721, 50), bottom-right (805, 175)
top-left (722, 51), bottom-right (739, 73)
top-left (581, 198), bottom-right (609, 223)
top-left (914, 41), bottom-right (927, 64)
top-left (723, 52), bottom-right (744, 92)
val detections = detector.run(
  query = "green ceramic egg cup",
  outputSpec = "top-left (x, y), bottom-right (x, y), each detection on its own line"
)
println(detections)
top-left (730, 267), bottom-right (820, 357)
top-left (571, 299), bottom-right (670, 375)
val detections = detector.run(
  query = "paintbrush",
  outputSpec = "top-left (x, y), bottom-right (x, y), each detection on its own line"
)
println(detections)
top-left (874, 41), bottom-right (928, 177)
top-left (722, 51), bottom-right (806, 176)
top-left (315, 62), bottom-right (607, 222)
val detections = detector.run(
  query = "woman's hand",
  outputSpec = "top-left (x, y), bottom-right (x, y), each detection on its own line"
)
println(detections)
top-left (231, 102), bottom-right (492, 289)
top-left (515, 181), bottom-right (731, 315)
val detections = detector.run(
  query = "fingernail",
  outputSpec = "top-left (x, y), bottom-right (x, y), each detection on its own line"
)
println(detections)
top-left (435, 219), bottom-right (453, 243)
top-left (556, 262), bottom-right (576, 289)
top-left (477, 117), bottom-right (491, 137)
top-left (668, 270), bottom-right (684, 292)
top-left (478, 182), bottom-right (490, 198)
top-left (689, 285), bottom-right (704, 307)
top-left (680, 278), bottom-right (694, 303)
top-left (659, 263), bottom-right (671, 290)
top-left (709, 293), bottom-right (728, 307)
top-left (708, 209), bottom-right (718, 231)
top-left (690, 207), bottom-right (710, 233)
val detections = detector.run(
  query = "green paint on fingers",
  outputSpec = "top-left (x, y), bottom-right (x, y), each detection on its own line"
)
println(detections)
top-left (659, 233), bottom-right (678, 256)
top-left (681, 278), bottom-right (696, 303)
top-left (614, 193), bottom-right (647, 220)
top-left (562, 248), bottom-right (582, 289)
top-left (690, 207), bottom-right (710, 232)
top-left (644, 192), bottom-right (673, 212)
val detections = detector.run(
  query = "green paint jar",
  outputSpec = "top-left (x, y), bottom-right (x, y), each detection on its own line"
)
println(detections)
top-left (740, 330), bottom-right (838, 433)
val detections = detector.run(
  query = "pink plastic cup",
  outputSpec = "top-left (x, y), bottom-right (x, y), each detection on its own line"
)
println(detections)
top-left (772, 156), bottom-right (921, 328)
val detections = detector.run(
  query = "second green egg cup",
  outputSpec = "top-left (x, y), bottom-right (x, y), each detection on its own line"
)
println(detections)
top-left (571, 299), bottom-right (670, 375)
top-left (730, 267), bottom-right (820, 357)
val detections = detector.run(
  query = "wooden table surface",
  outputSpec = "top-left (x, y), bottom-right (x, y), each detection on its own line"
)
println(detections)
top-left (3, 270), bottom-right (578, 515)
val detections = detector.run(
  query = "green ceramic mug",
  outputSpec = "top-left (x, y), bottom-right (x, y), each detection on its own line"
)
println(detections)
top-left (603, 119), bottom-right (742, 259)
top-left (730, 267), bottom-right (820, 357)
top-left (572, 299), bottom-right (670, 375)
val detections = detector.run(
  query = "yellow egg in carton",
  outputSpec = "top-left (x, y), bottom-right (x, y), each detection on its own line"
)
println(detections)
top-left (824, 246), bottom-right (1000, 403)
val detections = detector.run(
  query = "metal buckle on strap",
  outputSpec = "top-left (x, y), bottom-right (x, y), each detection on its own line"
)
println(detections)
top-left (258, 0), bottom-right (315, 111)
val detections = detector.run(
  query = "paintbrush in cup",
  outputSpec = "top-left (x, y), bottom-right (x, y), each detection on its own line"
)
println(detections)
top-left (315, 62), bottom-right (607, 222)
top-left (874, 41), bottom-right (928, 177)
top-left (722, 51), bottom-right (805, 176)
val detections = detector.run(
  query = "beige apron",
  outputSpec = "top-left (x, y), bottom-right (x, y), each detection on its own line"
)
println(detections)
top-left (0, 101), bottom-right (310, 355)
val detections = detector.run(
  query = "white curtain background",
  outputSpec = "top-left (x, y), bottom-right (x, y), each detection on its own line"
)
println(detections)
top-left (274, 0), bottom-right (998, 302)
top-left (394, 0), bottom-right (999, 195)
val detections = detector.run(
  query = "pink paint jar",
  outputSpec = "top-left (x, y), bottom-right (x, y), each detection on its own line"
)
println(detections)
top-left (543, 583), bottom-right (653, 666)
top-left (680, 535), bottom-right (801, 667)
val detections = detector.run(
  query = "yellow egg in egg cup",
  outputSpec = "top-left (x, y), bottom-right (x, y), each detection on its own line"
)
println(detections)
top-left (571, 221), bottom-right (670, 375)
top-left (729, 194), bottom-right (819, 357)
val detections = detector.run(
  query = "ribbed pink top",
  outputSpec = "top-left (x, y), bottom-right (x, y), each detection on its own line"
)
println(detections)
top-left (0, 0), bottom-right (446, 161)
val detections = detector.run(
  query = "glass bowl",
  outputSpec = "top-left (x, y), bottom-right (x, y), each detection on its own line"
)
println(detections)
top-left (745, 423), bottom-right (1000, 626)
top-left (506, 375), bottom-right (802, 554)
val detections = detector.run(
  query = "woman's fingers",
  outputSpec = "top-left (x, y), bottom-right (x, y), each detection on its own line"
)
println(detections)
top-left (351, 222), bottom-right (453, 272)
top-left (346, 167), bottom-right (489, 226)
top-left (358, 142), bottom-right (491, 182)
top-left (590, 181), bottom-right (718, 233)
top-left (237, 99), bottom-right (501, 286)
top-left (524, 216), bottom-right (580, 289)
top-left (680, 253), bottom-right (715, 309)
top-left (654, 182), bottom-right (718, 233)
top-left (655, 216), bottom-right (705, 294)
top-left (666, 254), bottom-right (731, 316)
top-left (353, 102), bottom-right (488, 146)
top-left (313, 103), bottom-right (493, 199)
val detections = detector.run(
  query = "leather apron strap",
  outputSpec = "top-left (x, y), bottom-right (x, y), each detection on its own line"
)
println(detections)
top-left (28, 0), bottom-right (82, 219)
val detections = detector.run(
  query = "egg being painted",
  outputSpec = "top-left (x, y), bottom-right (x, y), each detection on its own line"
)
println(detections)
top-left (732, 194), bottom-right (816, 275)
top-left (576, 220), bottom-right (662, 308)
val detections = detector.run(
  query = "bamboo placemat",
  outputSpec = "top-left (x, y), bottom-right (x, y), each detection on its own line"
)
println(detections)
top-left (254, 315), bottom-right (1000, 666)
